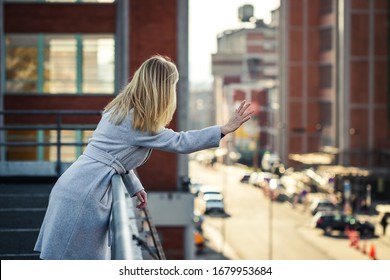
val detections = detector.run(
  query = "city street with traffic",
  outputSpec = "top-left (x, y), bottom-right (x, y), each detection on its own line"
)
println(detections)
top-left (190, 160), bottom-right (390, 260)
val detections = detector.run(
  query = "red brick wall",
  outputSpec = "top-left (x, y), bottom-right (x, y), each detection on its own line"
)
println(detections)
top-left (4, 3), bottom-right (115, 33)
top-left (4, 1), bottom-right (186, 260)
top-left (4, 0), bottom-right (180, 191)
top-left (286, 0), bottom-right (328, 167)
top-left (348, 1), bottom-right (390, 156)
top-left (129, 0), bottom-right (178, 191)
top-left (4, 95), bottom-right (111, 124)
top-left (157, 226), bottom-right (185, 260)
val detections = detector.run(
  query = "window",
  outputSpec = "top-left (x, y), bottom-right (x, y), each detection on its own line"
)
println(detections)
top-left (320, 0), bottom-right (333, 15)
top-left (319, 64), bottom-right (332, 88)
top-left (6, 34), bottom-right (115, 94)
top-left (6, 129), bottom-right (94, 162)
top-left (319, 27), bottom-right (332, 51)
top-left (319, 101), bottom-right (331, 126)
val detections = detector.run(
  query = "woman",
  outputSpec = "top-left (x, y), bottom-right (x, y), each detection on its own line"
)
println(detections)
top-left (34, 55), bottom-right (253, 260)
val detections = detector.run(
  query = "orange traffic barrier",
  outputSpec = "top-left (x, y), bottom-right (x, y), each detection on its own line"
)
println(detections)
top-left (348, 229), bottom-right (359, 247)
top-left (369, 243), bottom-right (377, 260)
top-left (355, 239), bottom-right (360, 250)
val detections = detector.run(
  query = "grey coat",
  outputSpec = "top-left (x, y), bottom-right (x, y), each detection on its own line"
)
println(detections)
top-left (34, 111), bottom-right (221, 259)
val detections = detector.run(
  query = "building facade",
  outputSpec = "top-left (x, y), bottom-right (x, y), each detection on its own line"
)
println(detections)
top-left (277, 0), bottom-right (390, 202)
top-left (277, 0), bottom-right (390, 169)
top-left (211, 9), bottom-right (277, 167)
top-left (1, 0), bottom-right (193, 260)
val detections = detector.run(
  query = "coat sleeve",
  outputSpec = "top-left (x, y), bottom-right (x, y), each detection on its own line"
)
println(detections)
top-left (131, 125), bottom-right (222, 154)
top-left (121, 170), bottom-right (144, 196)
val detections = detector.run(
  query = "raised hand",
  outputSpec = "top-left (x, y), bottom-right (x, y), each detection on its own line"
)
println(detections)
top-left (221, 100), bottom-right (254, 135)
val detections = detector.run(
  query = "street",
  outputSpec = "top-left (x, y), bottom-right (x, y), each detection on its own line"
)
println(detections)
top-left (190, 160), bottom-right (390, 260)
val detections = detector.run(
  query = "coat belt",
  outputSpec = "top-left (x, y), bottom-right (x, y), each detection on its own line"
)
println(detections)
top-left (83, 144), bottom-right (128, 175)
top-left (83, 144), bottom-right (130, 249)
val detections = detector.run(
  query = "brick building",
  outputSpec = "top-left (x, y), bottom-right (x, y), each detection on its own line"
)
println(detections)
top-left (277, 0), bottom-right (390, 169)
top-left (276, 0), bottom-right (390, 202)
top-left (211, 6), bottom-right (277, 167)
top-left (0, 0), bottom-right (193, 259)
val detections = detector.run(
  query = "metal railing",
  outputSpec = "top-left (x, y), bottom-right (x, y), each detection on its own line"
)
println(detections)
top-left (111, 174), bottom-right (136, 260)
top-left (136, 206), bottom-right (166, 260)
top-left (111, 174), bottom-right (166, 260)
top-left (0, 110), bottom-right (166, 260)
top-left (0, 110), bottom-right (101, 177)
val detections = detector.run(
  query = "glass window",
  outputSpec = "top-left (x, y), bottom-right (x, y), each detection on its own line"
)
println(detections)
top-left (319, 101), bottom-right (332, 126)
top-left (6, 129), bottom-right (94, 162)
top-left (5, 34), bottom-right (115, 94)
top-left (46, 36), bottom-right (77, 93)
top-left (319, 0), bottom-right (333, 15)
top-left (319, 27), bottom-right (332, 51)
top-left (6, 130), bottom-right (39, 161)
top-left (5, 35), bottom-right (39, 93)
top-left (319, 64), bottom-right (332, 88)
top-left (83, 36), bottom-right (115, 93)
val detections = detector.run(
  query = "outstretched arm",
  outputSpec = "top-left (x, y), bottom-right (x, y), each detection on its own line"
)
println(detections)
top-left (220, 100), bottom-right (254, 136)
top-left (130, 100), bottom-right (254, 154)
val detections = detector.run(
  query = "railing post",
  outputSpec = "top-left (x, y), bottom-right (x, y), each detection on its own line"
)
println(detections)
top-left (111, 175), bottom-right (134, 260)
top-left (56, 114), bottom-right (61, 177)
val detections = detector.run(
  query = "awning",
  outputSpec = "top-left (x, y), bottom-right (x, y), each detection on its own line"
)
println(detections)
top-left (315, 165), bottom-right (371, 177)
top-left (288, 152), bottom-right (334, 165)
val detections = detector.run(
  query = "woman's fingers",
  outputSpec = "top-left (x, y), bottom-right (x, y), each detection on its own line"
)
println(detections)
top-left (136, 191), bottom-right (147, 209)
top-left (233, 103), bottom-right (254, 128)
top-left (236, 100), bottom-right (252, 116)
top-left (235, 100), bottom-right (245, 113)
top-left (221, 100), bottom-right (254, 135)
top-left (238, 102), bottom-right (254, 120)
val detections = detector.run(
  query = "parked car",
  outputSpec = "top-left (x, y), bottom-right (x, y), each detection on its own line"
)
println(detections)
top-left (196, 185), bottom-right (224, 214)
top-left (268, 178), bottom-right (290, 202)
top-left (261, 153), bottom-right (280, 172)
top-left (200, 195), bottom-right (225, 214)
top-left (197, 185), bottom-right (223, 198)
top-left (254, 172), bottom-right (273, 188)
top-left (240, 174), bottom-right (251, 184)
top-left (311, 212), bottom-right (375, 237)
top-left (310, 198), bottom-right (338, 215)
top-left (240, 172), bottom-right (258, 185)
top-left (249, 172), bottom-right (261, 186)
top-left (189, 179), bottom-right (203, 195)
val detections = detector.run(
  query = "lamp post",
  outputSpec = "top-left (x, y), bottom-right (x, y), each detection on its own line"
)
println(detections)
top-left (243, 118), bottom-right (260, 169)
top-left (343, 179), bottom-right (352, 214)
top-left (349, 128), bottom-right (360, 167)
top-left (268, 179), bottom-right (278, 260)
top-left (220, 137), bottom-right (232, 256)
top-left (366, 184), bottom-right (371, 215)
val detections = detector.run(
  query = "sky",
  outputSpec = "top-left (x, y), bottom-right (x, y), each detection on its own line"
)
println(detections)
top-left (189, 0), bottom-right (280, 86)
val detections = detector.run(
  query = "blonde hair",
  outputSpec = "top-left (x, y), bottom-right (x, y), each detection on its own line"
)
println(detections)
top-left (104, 55), bottom-right (178, 134)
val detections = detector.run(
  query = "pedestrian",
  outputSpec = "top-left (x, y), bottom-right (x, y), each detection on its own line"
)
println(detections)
top-left (300, 189), bottom-right (309, 213)
top-left (34, 55), bottom-right (254, 260)
top-left (380, 213), bottom-right (388, 236)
